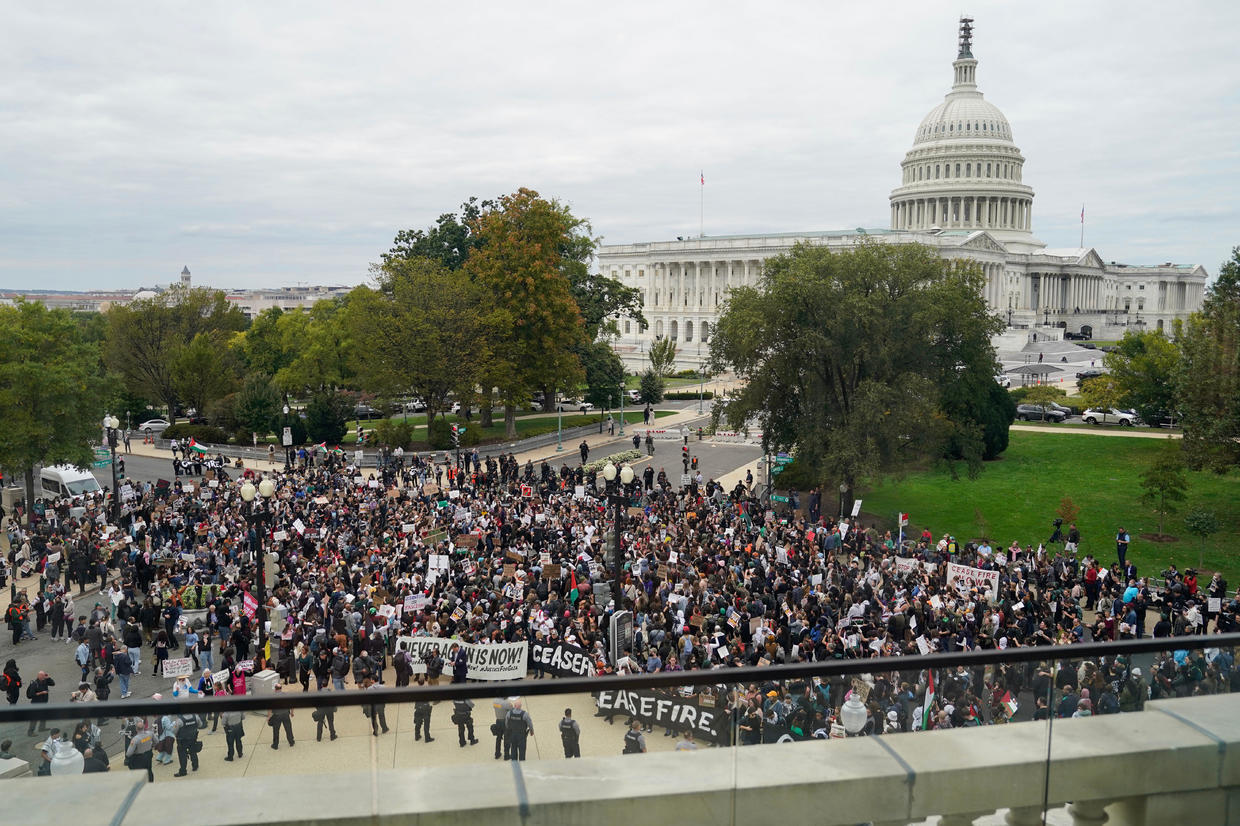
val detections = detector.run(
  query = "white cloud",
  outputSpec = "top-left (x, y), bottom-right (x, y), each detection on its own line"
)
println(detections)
top-left (1, 0), bottom-right (1236, 290)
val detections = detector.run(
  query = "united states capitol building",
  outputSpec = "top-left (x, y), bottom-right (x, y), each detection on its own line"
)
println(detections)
top-left (598, 19), bottom-right (1209, 371)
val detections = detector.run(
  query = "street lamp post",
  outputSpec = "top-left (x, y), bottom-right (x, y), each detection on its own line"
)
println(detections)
top-left (282, 405), bottom-right (292, 469)
top-left (103, 415), bottom-right (121, 525)
top-left (697, 360), bottom-right (706, 414)
top-left (240, 477), bottom-right (277, 654)
top-left (556, 397), bottom-right (563, 452)
top-left (839, 483), bottom-right (847, 520)
top-left (618, 381), bottom-right (625, 436)
top-left (601, 461), bottom-right (635, 610)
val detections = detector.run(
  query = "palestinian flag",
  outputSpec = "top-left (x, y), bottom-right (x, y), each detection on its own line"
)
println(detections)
top-left (1000, 690), bottom-right (1018, 719)
top-left (187, 438), bottom-right (209, 455)
top-left (922, 670), bottom-right (935, 730)
top-left (331, 446), bottom-right (344, 456)
top-left (313, 442), bottom-right (327, 453)
top-left (569, 569), bottom-right (579, 604)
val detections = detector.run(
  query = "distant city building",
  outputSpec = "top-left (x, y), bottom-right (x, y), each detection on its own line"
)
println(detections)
top-left (598, 18), bottom-right (1208, 370)
top-left (223, 284), bottom-right (354, 319)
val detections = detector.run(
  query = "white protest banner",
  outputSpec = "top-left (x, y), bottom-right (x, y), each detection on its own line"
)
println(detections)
top-left (208, 479), bottom-right (219, 488)
top-left (236, 659), bottom-right (255, 673)
top-left (46, 551), bottom-right (61, 564)
top-left (539, 552), bottom-right (552, 566)
top-left (402, 523), bottom-right (416, 534)
top-left (293, 519), bottom-right (306, 535)
top-left (368, 480), bottom-right (380, 489)
top-left (272, 530), bottom-right (288, 542)
top-left (180, 553), bottom-right (195, 563)
top-left (211, 669), bottom-right (229, 684)
top-left (915, 635), bottom-right (931, 655)
top-left (394, 636), bottom-right (527, 681)
top-left (354, 476), bottom-right (365, 485)
top-left (810, 573), bottom-right (823, 586)
top-left (1209, 597), bottom-right (1222, 613)
top-left (946, 562), bottom-right (1000, 601)
top-left (403, 594), bottom-right (419, 613)
top-left (851, 498), bottom-right (862, 517)
top-left (162, 657), bottom-right (194, 678)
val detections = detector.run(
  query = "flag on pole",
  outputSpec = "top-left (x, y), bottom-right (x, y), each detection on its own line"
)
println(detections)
top-left (922, 670), bottom-right (936, 730)
top-left (1080, 204), bottom-right (1085, 223)
top-left (313, 441), bottom-right (327, 453)
top-left (187, 438), bottom-right (209, 455)
top-left (1000, 690), bottom-right (1019, 719)
top-left (700, 171), bottom-right (704, 186)
top-left (898, 512), bottom-right (909, 527)
top-left (569, 569), bottom-right (580, 604)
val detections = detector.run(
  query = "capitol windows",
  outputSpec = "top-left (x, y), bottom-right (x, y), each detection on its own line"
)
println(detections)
top-left (935, 165), bottom-right (941, 178)
top-left (655, 320), bottom-right (664, 338)
top-left (701, 322), bottom-right (710, 341)
top-left (955, 163), bottom-right (961, 176)
top-left (685, 321), bottom-right (694, 342)
top-left (966, 163), bottom-right (971, 177)
top-left (624, 321), bottom-right (631, 334)
top-left (986, 163), bottom-right (991, 177)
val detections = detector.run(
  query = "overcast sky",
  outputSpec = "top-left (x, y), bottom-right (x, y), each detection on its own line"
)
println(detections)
top-left (3, 1), bottom-right (1237, 292)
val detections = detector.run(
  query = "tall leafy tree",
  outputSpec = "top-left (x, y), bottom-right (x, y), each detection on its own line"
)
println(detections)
top-left (104, 288), bottom-right (247, 415)
top-left (1139, 443), bottom-right (1188, 537)
top-left (464, 189), bottom-right (588, 438)
top-left (710, 241), bottom-right (1003, 500)
top-left (233, 373), bottom-right (283, 436)
top-left (1104, 329), bottom-right (1180, 424)
top-left (346, 258), bottom-right (500, 427)
top-left (1178, 246), bottom-right (1240, 472)
top-left (234, 307), bottom-right (297, 382)
top-left (583, 340), bottom-right (625, 409)
top-left (0, 302), bottom-right (109, 521)
top-left (171, 331), bottom-right (239, 417)
top-left (382, 197), bottom-right (491, 271)
top-left (272, 298), bottom-right (355, 396)
top-left (648, 338), bottom-right (678, 378)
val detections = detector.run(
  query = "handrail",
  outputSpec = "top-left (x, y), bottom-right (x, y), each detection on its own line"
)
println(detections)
top-left (3, 631), bottom-right (1234, 723)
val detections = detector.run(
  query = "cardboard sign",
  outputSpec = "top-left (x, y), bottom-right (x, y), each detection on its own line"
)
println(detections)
top-left (503, 563), bottom-right (516, 578)
top-left (543, 563), bottom-right (561, 579)
top-left (627, 506), bottom-right (645, 518)
top-left (424, 484), bottom-right (441, 496)
top-left (454, 534), bottom-right (479, 549)
top-left (162, 657), bottom-right (194, 678)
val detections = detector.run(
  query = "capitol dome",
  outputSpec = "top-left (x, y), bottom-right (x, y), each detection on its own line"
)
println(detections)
top-left (889, 18), bottom-right (1040, 248)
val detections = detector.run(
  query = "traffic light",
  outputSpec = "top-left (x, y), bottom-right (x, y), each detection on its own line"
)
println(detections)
top-left (451, 424), bottom-right (460, 448)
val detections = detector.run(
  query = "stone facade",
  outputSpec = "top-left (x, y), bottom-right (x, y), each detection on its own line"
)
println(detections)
top-left (597, 19), bottom-right (1208, 371)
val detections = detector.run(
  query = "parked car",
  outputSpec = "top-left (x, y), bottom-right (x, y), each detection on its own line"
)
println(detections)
top-left (626, 389), bottom-right (641, 403)
top-left (1064, 330), bottom-right (1092, 341)
top-left (354, 404), bottom-right (383, 420)
top-left (1015, 404), bottom-right (1066, 423)
top-left (994, 373), bottom-right (1012, 388)
top-left (1156, 412), bottom-right (1182, 429)
top-left (1082, 407), bottom-right (1141, 427)
top-left (137, 418), bottom-right (171, 434)
top-left (403, 398), bottom-right (427, 413)
top-left (557, 399), bottom-right (594, 413)
top-left (1075, 369), bottom-right (1106, 381)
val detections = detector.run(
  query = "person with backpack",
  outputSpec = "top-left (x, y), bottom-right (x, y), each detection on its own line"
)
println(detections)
top-left (559, 708), bottom-right (581, 758)
top-left (2, 659), bottom-right (21, 705)
top-left (452, 697), bottom-right (478, 747)
top-left (504, 700), bottom-right (533, 761)
top-left (393, 647), bottom-right (413, 687)
top-left (623, 719), bottom-right (647, 754)
top-left (330, 647), bottom-right (349, 691)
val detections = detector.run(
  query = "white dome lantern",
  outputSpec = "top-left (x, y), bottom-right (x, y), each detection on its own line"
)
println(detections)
top-left (889, 17), bottom-right (1041, 249)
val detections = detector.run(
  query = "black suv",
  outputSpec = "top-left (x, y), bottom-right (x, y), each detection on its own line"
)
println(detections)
top-left (1015, 404), bottom-right (1067, 423)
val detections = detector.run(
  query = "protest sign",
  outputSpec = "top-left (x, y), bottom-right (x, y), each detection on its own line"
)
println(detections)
top-left (272, 530), bottom-right (288, 542)
top-left (211, 669), bottom-right (229, 684)
top-left (946, 562), bottom-right (1000, 600)
top-left (394, 636), bottom-right (527, 681)
top-left (454, 534), bottom-right (479, 549)
top-left (242, 591), bottom-right (258, 620)
top-left (293, 518), bottom-right (306, 535)
top-left (236, 660), bottom-right (255, 673)
top-left (529, 639), bottom-right (596, 678)
top-left (543, 563), bottom-right (561, 579)
top-left (402, 523), bottom-right (416, 534)
top-left (520, 484), bottom-right (533, 498)
top-left (593, 688), bottom-right (727, 745)
top-left (1209, 597), bottom-right (1222, 613)
top-left (162, 657), bottom-right (194, 678)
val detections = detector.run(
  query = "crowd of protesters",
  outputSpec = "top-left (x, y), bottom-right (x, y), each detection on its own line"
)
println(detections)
top-left (3, 442), bottom-right (1239, 774)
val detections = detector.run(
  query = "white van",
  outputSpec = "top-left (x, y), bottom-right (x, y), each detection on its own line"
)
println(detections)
top-left (39, 465), bottom-right (103, 501)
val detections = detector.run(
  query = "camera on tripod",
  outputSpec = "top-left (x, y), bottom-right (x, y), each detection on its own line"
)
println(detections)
top-left (1048, 518), bottom-right (1064, 544)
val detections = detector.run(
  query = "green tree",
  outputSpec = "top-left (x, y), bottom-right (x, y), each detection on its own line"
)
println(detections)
top-left (0, 302), bottom-right (109, 521)
top-left (1079, 373), bottom-right (1124, 411)
top-left (639, 369), bottom-right (665, 404)
top-left (1138, 444), bottom-right (1189, 537)
top-left (234, 307), bottom-right (297, 381)
top-left (464, 188), bottom-right (588, 438)
top-left (1178, 246), bottom-right (1240, 472)
top-left (171, 331), bottom-right (238, 418)
top-left (710, 241), bottom-right (1003, 501)
top-left (1104, 329), bottom-right (1180, 424)
top-left (941, 369), bottom-right (1014, 462)
top-left (272, 299), bottom-right (355, 396)
top-left (648, 337), bottom-right (678, 378)
top-left (233, 373), bottom-right (282, 437)
top-left (1183, 508), bottom-right (1219, 571)
top-left (105, 288), bottom-right (248, 415)
top-left (382, 197), bottom-right (491, 271)
top-left (346, 257), bottom-right (499, 428)
top-left (303, 391), bottom-right (352, 445)
top-left (1023, 385), bottom-right (1065, 420)
top-left (583, 340), bottom-right (625, 409)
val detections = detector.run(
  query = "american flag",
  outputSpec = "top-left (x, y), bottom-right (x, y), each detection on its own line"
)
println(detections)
top-left (700, 171), bottom-right (705, 186)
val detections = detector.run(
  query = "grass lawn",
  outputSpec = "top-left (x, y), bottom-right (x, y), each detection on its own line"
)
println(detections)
top-left (860, 431), bottom-right (1240, 582)
top-left (341, 410), bottom-right (674, 445)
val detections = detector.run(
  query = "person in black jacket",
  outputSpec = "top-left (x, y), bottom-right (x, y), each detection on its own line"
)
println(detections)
top-left (174, 712), bottom-right (200, 775)
top-left (2, 659), bottom-right (21, 705)
top-left (25, 671), bottom-right (53, 735)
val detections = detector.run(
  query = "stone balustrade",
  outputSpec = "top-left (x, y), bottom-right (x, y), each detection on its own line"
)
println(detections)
top-left (7, 693), bottom-right (1238, 825)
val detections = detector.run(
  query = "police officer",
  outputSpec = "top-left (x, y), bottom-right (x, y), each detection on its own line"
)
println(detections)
top-left (559, 707), bottom-right (581, 758)
top-left (623, 719), bottom-right (647, 754)
top-left (453, 697), bottom-right (478, 747)
top-left (504, 700), bottom-right (533, 761)
top-left (412, 675), bottom-right (432, 741)
top-left (492, 696), bottom-right (514, 759)
top-left (174, 711), bottom-right (201, 775)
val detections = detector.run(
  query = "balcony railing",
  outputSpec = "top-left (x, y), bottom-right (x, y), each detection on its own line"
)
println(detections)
top-left (1, 633), bottom-right (1237, 825)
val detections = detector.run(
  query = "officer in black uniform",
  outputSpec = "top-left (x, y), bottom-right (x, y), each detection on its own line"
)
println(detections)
top-left (559, 707), bottom-right (581, 758)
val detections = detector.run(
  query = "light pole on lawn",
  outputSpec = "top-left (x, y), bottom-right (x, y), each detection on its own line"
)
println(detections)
top-left (556, 397), bottom-right (563, 451)
top-left (282, 405), bottom-right (293, 469)
top-left (103, 415), bottom-right (121, 525)
top-left (240, 476), bottom-right (276, 654)
top-left (697, 359), bottom-right (707, 414)
top-left (618, 381), bottom-right (625, 436)
top-left (839, 482), bottom-right (847, 521)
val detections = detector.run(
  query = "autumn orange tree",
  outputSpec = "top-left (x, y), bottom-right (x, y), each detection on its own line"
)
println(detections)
top-left (465, 189), bottom-right (590, 438)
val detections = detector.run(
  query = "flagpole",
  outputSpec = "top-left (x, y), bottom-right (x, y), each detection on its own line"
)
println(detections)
top-left (1080, 204), bottom-right (1085, 248)
top-left (699, 170), bottom-right (704, 238)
